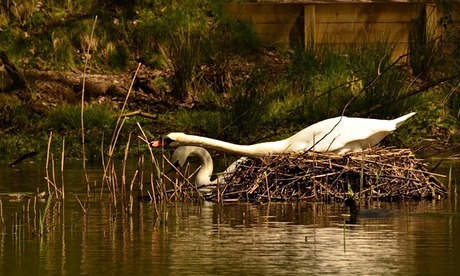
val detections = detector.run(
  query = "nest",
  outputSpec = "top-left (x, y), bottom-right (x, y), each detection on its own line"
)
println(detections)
top-left (212, 147), bottom-right (448, 202)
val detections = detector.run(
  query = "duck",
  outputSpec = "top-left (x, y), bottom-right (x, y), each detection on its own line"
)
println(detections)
top-left (151, 113), bottom-right (416, 158)
top-left (171, 146), bottom-right (247, 195)
top-left (342, 197), bottom-right (394, 220)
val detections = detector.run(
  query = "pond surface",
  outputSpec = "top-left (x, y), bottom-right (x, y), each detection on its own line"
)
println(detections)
top-left (0, 159), bottom-right (459, 275)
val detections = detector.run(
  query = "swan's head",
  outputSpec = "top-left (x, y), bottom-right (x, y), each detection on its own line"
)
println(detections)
top-left (150, 132), bottom-right (187, 148)
top-left (170, 146), bottom-right (190, 167)
top-left (170, 146), bottom-right (216, 187)
top-left (171, 146), bottom-right (212, 167)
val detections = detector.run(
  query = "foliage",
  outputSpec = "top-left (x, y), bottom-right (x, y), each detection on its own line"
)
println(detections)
top-left (0, 0), bottom-right (459, 159)
top-left (42, 104), bottom-right (116, 132)
top-left (0, 104), bottom-right (119, 160)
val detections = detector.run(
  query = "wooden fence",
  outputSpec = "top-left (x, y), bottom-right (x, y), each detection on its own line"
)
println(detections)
top-left (225, 0), bottom-right (460, 59)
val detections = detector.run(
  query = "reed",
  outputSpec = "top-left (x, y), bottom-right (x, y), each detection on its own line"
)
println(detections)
top-left (39, 191), bottom-right (54, 237)
top-left (74, 194), bottom-right (88, 215)
top-left (44, 131), bottom-right (65, 200)
top-left (137, 148), bottom-right (144, 196)
top-left (136, 123), bottom-right (161, 215)
top-left (129, 170), bottom-right (138, 215)
top-left (45, 131), bottom-right (52, 196)
top-left (52, 153), bottom-right (58, 200)
top-left (122, 132), bottom-right (132, 200)
top-left (0, 199), bottom-right (4, 231)
top-left (61, 137), bottom-right (65, 200)
top-left (81, 16), bottom-right (98, 197)
top-left (100, 63), bottom-right (141, 202)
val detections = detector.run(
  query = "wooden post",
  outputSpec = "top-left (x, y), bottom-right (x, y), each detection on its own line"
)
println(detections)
top-left (424, 3), bottom-right (437, 44)
top-left (304, 5), bottom-right (315, 50)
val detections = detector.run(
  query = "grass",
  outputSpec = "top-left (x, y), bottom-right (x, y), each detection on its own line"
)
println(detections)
top-left (0, 0), bottom-right (459, 160)
top-left (160, 40), bottom-right (458, 149)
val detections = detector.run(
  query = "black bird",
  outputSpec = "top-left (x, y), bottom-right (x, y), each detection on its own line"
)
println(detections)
top-left (342, 198), bottom-right (395, 223)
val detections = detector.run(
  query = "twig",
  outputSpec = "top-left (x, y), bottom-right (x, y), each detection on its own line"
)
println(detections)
top-left (74, 195), bottom-right (87, 215)
top-left (120, 110), bottom-right (157, 119)
top-left (81, 15), bottom-right (98, 197)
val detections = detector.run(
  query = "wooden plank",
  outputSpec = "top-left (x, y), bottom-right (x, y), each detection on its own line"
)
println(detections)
top-left (304, 5), bottom-right (316, 48)
top-left (254, 23), bottom-right (304, 34)
top-left (425, 3), bottom-right (437, 43)
top-left (224, 1), bottom-right (460, 59)
top-left (314, 42), bottom-right (410, 61)
top-left (257, 33), bottom-right (291, 45)
top-left (315, 3), bottom-right (424, 23)
top-left (254, 24), bottom-right (303, 45)
top-left (254, 22), bottom-right (413, 44)
top-left (316, 22), bottom-right (412, 43)
top-left (224, 3), bottom-right (303, 24)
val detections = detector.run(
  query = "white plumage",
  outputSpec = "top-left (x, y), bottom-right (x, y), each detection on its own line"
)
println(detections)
top-left (171, 146), bottom-right (246, 194)
top-left (153, 113), bottom-right (416, 158)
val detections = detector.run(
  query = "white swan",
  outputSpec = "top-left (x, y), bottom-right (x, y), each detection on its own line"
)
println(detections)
top-left (153, 112), bottom-right (416, 158)
top-left (171, 146), bottom-right (246, 194)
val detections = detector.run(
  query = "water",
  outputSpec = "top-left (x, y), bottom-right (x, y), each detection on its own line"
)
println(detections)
top-left (0, 160), bottom-right (459, 275)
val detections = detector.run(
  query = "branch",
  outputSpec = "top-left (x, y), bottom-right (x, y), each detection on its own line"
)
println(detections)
top-left (120, 110), bottom-right (158, 119)
top-left (0, 50), bottom-right (28, 90)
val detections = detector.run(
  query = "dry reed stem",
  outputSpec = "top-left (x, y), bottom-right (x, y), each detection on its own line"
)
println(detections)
top-left (61, 137), bottom-right (65, 200)
top-left (81, 15), bottom-right (98, 195)
top-left (0, 199), bottom-right (4, 230)
top-left (161, 154), bottom-right (205, 200)
top-left (137, 123), bottom-right (161, 213)
top-left (74, 195), bottom-right (87, 215)
top-left (51, 154), bottom-right (58, 200)
top-left (130, 170), bottom-right (138, 195)
top-left (100, 63), bottom-right (141, 200)
top-left (122, 132), bottom-right (132, 200)
top-left (101, 117), bottom-right (127, 197)
top-left (137, 152), bottom-right (144, 198)
top-left (45, 131), bottom-right (53, 197)
top-left (111, 163), bottom-right (117, 207)
top-left (44, 177), bottom-right (63, 198)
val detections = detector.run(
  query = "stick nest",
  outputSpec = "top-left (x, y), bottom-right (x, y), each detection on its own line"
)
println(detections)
top-left (211, 147), bottom-right (447, 202)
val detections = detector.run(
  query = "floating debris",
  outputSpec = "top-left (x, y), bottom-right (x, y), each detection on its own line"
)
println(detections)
top-left (210, 147), bottom-right (448, 202)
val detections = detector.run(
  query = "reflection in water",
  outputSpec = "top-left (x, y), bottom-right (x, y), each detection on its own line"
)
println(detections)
top-left (0, 160), bottom-right (459, 275)
top-left (0, 198), bottom-right (458, 275)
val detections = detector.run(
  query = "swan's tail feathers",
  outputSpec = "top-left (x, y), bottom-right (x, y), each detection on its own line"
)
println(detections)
top-left (393, 112), bottom-right (416, 128)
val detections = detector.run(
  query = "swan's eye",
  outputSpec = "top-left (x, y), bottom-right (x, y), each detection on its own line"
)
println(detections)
top-left (162, 136), bottom-right (174, 146)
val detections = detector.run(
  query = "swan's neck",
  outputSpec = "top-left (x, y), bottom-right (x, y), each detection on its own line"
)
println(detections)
top-left (178, 135), bottom-right (292, 158)
top-left (195, 150), bottom-right (217, 186)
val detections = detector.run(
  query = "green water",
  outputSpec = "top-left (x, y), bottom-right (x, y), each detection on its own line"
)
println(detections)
top-left (0, 160), bottom-right (459, 275)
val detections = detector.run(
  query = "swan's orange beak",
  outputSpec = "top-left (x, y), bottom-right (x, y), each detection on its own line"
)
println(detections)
top-left (150, 136), bottom-right (173, 147)
top-left (150, 140), bottom-right (163, 147)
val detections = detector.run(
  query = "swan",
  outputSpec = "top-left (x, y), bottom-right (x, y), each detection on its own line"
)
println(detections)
top-left (152, 113), bottom-right (416, 158)
top-left (171, 146), bottom-right (247, 194)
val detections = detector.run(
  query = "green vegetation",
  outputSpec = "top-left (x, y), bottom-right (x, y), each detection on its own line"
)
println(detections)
top-left (0, 0), bottom-right (459, 162)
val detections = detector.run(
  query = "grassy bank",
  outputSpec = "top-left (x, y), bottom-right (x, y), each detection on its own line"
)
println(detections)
top-left (0, 0), bottom-right (460, 162)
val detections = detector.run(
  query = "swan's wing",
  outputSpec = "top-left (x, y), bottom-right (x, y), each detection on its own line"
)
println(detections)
top-left (324, 119), bottom-right (399, 152)
top-left (303, 117), bottom-right (397, 152)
